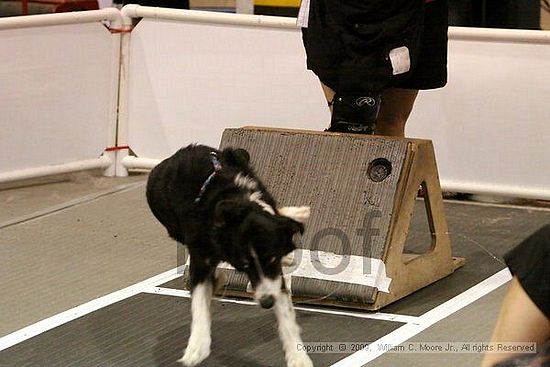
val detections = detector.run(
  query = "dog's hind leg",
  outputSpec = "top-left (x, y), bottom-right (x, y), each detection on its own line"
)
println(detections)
top-left (274, 291), bottom-right (314, 367)
top-left (178, 255), bottom-right (215, 367)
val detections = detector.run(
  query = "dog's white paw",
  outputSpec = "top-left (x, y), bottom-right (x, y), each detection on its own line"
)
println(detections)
top-left (287, 352), bottom-right (314, 367)
top-left (178, 340), bottom-right (211, 366)
top-left (281, 251), bottom-right (295, 267)
top-left (278, 206), bottom-right (311, 224)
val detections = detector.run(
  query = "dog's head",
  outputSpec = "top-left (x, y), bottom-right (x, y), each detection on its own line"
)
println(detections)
top-left (214, 200), bottom-right (309, 308)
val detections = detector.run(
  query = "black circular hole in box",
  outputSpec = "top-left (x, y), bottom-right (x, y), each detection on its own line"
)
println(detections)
top-left (368, 158), bottom-right (392, 182)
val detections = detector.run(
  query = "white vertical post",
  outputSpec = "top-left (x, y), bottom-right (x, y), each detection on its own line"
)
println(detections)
top-left (115, 5), bottom-right (136, 177)
top-left (104, 12), bottom-right (124, 177)
top-left (236, 0), bottom-right (254, 14)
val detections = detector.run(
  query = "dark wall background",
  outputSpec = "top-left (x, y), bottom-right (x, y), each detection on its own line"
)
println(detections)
top-left (449, 0), bottom-right (541, 29)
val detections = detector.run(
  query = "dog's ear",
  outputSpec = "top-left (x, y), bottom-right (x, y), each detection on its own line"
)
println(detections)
top-left (277, 216), bottom-right (304, 254)
top-left (221, 148), bottom-right (250, 167)
top-left (285, 217), bottom-right (304, 235)
top-left (233, 148), bottom-right (250, 164)
top-left (214, 199), bottom-right (250, 226)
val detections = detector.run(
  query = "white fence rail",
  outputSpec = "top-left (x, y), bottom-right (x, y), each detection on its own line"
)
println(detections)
top-left (2, 6), bottom-right (549, 200)
top-left (119, 6), bottom-right (328, 165)
top-left (407, 27), bottom-right (550, 199)
top-left (119, 6), bottom-right (550, 200)
top-left (0, 9), bottom-right (122, 182)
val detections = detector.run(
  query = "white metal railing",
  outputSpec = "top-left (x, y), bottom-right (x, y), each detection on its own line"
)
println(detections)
top-left (117, 6), bottom-right (550, 200)
top-left (121, 5), bottom-right (550, 42)
top-left (0, 157), bottom-right (112, 183)
top-left (450, 26), bottom-right (550, 43)
top-left (115, 5), bottom-right (326, 177)
top-left (0, 9), bottom-right (124, 183)
top-left (0, 7), bottom-right (122, 29)
top-left (120, 5), bottom-right (296, 28)
top-left (2, 5), bottom-right (550, 200)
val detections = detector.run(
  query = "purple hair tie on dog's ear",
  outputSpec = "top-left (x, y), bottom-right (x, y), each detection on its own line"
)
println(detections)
top-left (210, 151), bottom-right (222, 171)
top-left (195, 152), bottom-right (223, 203)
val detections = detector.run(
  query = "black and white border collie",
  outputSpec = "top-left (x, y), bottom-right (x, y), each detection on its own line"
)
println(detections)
top-left (146, 144), bottom-right (313, 367)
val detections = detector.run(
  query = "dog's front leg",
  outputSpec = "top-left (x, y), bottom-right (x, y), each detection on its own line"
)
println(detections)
top-left (179, 258), bottom-right (214, 366)
top-left (274, 291), bottom-right (314, 367)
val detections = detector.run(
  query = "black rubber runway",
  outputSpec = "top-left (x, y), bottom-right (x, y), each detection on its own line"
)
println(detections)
top-left (0, 294), bottom-right (401, 367)
top-left (2, 184), bottom-right (550, 367)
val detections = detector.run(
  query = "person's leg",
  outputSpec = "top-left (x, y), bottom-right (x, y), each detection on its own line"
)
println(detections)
top-left (481, 276), bottom-right (550, 367)
top-left (320, 83), bottom-right (418, 137)
top-left (375, 88), bottom-right (418, 137)
top-left (320, 82), bottom-right (336, 111)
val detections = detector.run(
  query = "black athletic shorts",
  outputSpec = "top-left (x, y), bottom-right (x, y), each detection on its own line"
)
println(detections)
top-left (301, 0), bottom-right (448, 91)
top-left (504, 224), bottom-right (550, 319)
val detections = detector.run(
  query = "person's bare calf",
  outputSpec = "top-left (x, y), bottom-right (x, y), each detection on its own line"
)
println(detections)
top-left (376, 88), bottom-right (418, 137)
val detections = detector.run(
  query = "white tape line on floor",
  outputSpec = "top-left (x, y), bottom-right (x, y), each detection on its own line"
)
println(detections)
top-left (0, 266), bottom-right (511, 358)
top-left (144, 286), bottom-right (420, 324)
top-left (330, 268), bottom-right (512, 367)
top-left (0, 266), bottom-right (183, 351)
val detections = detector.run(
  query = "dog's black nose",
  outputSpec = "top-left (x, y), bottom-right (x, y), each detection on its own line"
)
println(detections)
top-left (259, 295), bottom-right (275, 309)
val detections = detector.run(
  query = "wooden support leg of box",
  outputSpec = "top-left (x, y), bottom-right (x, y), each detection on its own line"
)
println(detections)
top-left (369, 139), bottom-right (465, 310)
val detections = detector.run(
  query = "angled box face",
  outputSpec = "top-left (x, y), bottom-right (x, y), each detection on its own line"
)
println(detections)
top-left (218, 127), bottom-right (412, 304)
